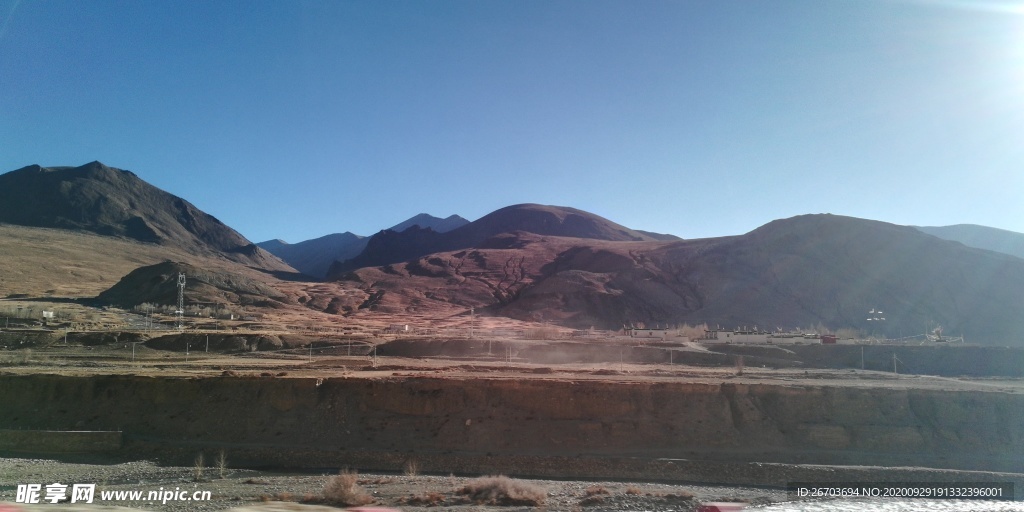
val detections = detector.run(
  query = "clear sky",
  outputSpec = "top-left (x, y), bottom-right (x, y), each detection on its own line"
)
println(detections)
top-left (2, 0), bottom-right (1022, 243)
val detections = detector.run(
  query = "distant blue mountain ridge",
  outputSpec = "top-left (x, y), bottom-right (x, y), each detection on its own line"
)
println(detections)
top-left (257, 213), bottom-right (470, 278)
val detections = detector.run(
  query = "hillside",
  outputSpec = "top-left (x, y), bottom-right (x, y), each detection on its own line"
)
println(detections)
top-left (257, 232), bottom-right (367, 279)
top-left (0, 161), bottom-right (292, 272)
top-left (258, 214), bottom-right (469, 279)
top-left (96, 261), bottom-right (288, 309)
top-left (328, 203), bottom-right (671, 276)
top-left (329, 215), bottom-right (1024, 343)
top-left (916, 224), bottom-right (1024, 261)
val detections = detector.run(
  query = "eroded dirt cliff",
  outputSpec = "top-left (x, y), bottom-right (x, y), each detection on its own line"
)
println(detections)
top-left (1, 374), bottom-right (1022, 474)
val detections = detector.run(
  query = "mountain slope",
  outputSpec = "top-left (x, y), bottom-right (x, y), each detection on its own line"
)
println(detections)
top-left (257, 214), bottom-right (469, 279)
top-left (916, 224), bottom-right (1024, 261)
top-left (0, 161), bottom-right (292, 272)
top-left (97, 261), bottom-right (287, 309)
top-left (387, 213), bottom-right (469, 234)
top-left (329, 214), bottom-right (1024, 343)
top-left (328, 203), bottom-right (665, 276)
top-left (257, 232), bottom-right (367, 279)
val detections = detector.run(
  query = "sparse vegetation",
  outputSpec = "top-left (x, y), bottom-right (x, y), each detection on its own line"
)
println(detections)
top-left (192, 453), bottom-right (204, 481)
top-left (403, 491), bottom-right (445, 506)
top-left (322, 470), bottom-right (373, 506)
top-left (403, 458), bottom-right (419, 476)
top-left (215, 449), bottom-right (228, 479)
top-left (457, 475), bottom-right (546, 506)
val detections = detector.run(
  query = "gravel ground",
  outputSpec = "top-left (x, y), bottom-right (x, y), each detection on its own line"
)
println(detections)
top-left (0, 457), bottom-right (784, 511)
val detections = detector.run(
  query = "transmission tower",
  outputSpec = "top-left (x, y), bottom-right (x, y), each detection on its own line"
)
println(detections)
top-left (176, 272), bottom-right (186, 331)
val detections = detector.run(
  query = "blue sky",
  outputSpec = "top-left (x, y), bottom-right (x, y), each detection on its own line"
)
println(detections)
top-left (2, 0), bottom-right (1022, 243)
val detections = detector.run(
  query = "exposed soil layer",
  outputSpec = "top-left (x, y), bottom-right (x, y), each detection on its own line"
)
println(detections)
top-left (2, 370), bottom-right (1023, 481)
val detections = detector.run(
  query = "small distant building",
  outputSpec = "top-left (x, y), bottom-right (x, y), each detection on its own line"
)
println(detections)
top-left (700, 328), bottom-right (770, 344)
top-left (627, 328), bottom-right (690, 342)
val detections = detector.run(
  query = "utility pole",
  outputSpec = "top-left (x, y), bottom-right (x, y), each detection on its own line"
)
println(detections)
top-left (861, 346), bottom-right (865, 370)
top-left (176, 273), bottom-right (186, 331)
top-left (205, 334), bottom-right (209, 353)
top-left (469, 307), bottom-right (474, 339)
top-left (893, 353), bottom-right (898, 376)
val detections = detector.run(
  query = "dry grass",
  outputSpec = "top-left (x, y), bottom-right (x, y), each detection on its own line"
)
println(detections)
top-left (584, 485), bottom-right (609, 496)
top-left (403, 458), bottom-right (420, 476)
top-left (625, 485), bottom-right (643, 495)
top-left (457, 475), bottom-right (546, 506)
top-left (403, 491), bottom-right (445, 506)
top-left (192, 453), bottom-right (204, 481)
top-left (322, 470), bottom-right (372, 506)
top-left (215, 449), bottom-right (228, 479)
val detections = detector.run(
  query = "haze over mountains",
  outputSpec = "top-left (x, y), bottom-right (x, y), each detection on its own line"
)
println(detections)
top-left (915, 225), bottom-right (1024, 261)
top-left (328, 204), bottom-right (681, 276)
top-left (2, 161), bottom-right (1023, 344)
top-left (257, 214), bottom-right (469, 278)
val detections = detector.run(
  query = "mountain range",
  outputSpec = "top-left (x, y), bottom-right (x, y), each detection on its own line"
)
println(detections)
top-left (2, 161), bottom-right (1023, 344)
top-left (256, 214), bottom-right (469, 278)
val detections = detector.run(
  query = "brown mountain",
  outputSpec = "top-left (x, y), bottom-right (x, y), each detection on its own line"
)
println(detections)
top-left (97, 261), bottom-right (288, 309)
top-left (0, 161), bottom-right (291, 272)
top-left (330, 214), bottom-right (1024, 344)
top-left (327, 203), bottom-right (676, 277)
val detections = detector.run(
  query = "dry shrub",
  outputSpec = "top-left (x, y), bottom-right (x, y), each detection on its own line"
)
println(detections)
top-left (192, 453), bottom-right (205, 481)
top-left (625, 486), bottom-right (643, 495)
top-left (257, 493), bottom-right (296, 503)
top-left (457, 475), bottom-right (546, 506)
top-left (215, 449), bottom-right (228, 479)
top-left (404, 491), bottom-right (445, 506)
top-left (403, 458), bottom-right (419, 476)
top-left (584, 485), bottom-right (609, 496)
top-left (323, 470), bottom-right (373, 506)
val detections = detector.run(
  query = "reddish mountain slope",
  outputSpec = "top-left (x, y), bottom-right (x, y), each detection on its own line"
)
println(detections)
top-left (330, 215), bottom-right (1024, 343)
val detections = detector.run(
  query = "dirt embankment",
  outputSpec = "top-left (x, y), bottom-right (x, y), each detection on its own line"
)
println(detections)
top-left (2, 373), bottom-right (1023, 480)
top-left (379, 338), bottom-right (1024, 377)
